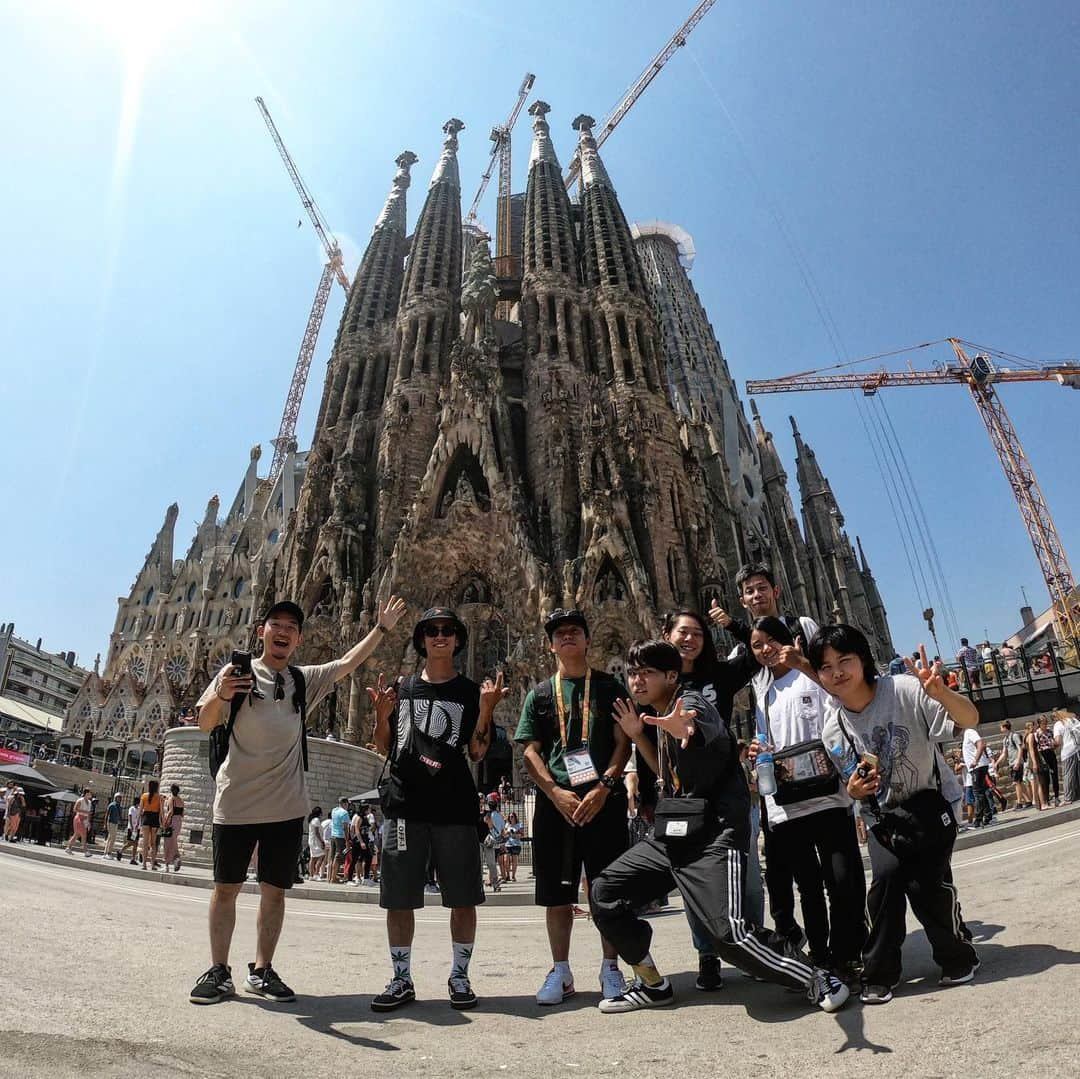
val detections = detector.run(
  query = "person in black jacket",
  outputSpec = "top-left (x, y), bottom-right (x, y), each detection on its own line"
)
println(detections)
top-left (590, 640), bottom-right (849, 1015)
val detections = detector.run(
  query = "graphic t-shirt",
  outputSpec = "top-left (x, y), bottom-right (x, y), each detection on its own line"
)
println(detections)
top-left (197, 657), bottom-right (348, 826)
top-left (755, 668), bottom-right (851, 826)
top-left (821, 674), bottom-right (953, 809)
top-left (515, 671), bottom-right (624, 791)
top-left (330, 806), bottom-right (350, 839)
top-left (390, 673), bottom-right (481, 825)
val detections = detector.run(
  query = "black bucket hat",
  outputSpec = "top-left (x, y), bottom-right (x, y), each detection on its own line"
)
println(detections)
top-left (413, 607), bottom-right (468, 657)
top-left (261, 600), bottom-right (305, 630)
top-left (544, 608), bottom-right (589, 639)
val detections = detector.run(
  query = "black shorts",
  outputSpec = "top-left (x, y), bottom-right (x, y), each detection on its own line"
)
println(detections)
top-left (379, 820), bottom-right (485, 910)
top-left (141, 812), bottom-right (160, 829)
top-left (532, 787), bottom-right (628, 907)
top-left (1011, 764), bottom-right (1024, 784)
top-left (213, 818), bottom-right (304, 890)
top-left (329, 836), bottom-right (347, 858)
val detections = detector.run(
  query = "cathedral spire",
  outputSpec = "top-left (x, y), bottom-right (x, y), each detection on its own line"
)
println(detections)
top-left (572, 114), bottom-right (613, 190)
top-left (429, 117), bottom-right (464, 190)
top-left (528, 100), bottom-right (560, 168)
top-left (523, 102), bottom-right (579, 284)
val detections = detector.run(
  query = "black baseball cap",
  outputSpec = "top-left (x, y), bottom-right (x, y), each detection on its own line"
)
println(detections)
top-left (261, 601), bottom-right (305, 630)
top-left (544, 608), bottom-right (589, 639)
top-left (413, 607), bottom-right (468, 656)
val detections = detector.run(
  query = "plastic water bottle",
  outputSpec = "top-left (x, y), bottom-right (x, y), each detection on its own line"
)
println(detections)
top-left (756, 742), bottom-right (777, 797)
top-left (830, 743), bottom-right (856, 780)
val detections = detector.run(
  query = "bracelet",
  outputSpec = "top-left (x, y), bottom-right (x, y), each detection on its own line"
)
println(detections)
top-left (375, 623), bottom-right (387, 633)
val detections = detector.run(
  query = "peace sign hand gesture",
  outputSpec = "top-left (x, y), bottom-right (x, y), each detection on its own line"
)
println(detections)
top-left (365, 673), bottom-right (397, 723)
top-left (644, 698), bottom-right (698, 749)
top-left (904, 643), bottom-right (946, 701)
top-left (481, 671), bottom-right (511, 710)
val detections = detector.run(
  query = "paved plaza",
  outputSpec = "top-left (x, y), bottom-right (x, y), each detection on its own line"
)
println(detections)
top-left (2, 818), bottom-right (1079, 1079)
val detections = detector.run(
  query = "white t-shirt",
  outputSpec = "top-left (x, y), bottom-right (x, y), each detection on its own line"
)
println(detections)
top-left (127, 804), bottom-right (141, 831)
top-left (962, 727), bottom-right (987, 769)
top-left (1055, 717), bottom-right (1079, 761)
top-left (961, 764), bottom-right (972, 788)
top-left (755, 668), bottom-right (851, 826)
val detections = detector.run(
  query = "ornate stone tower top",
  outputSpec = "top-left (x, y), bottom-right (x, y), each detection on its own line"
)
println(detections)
top-left (429, 118), bottom-right (465, 190)
top-left (572, 114), bottom-right (614, 190)
top-left (527, 100), bottom-right (558, 167)
top-left (523, 102), bottom-right (578, 284)
top-left (372, 150), bottom-right (418, 231)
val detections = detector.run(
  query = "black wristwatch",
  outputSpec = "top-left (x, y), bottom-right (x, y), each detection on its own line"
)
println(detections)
top-left (600, 774), bottom-right (620, 791)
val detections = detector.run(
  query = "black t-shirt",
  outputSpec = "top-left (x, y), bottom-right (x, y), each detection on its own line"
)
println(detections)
top-left (679, 649), bottom-right (759, 725)
top-left (644, 688), bottom-right (750, 853)
top-left (390, 674), bottom-right (481, 824)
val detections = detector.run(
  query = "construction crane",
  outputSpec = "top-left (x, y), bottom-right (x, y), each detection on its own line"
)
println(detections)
top-left (746, 337), bottom-right (1080, 650)
top-left (563, 0), bottom-right (716, 190)
top-left (255, 96), bottom-right (350, 485)
top-left (465, 72), bottom-right (535, 278)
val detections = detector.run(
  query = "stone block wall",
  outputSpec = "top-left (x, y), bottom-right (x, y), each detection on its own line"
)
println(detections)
top-left (159, 727), bottom-right (384, 866)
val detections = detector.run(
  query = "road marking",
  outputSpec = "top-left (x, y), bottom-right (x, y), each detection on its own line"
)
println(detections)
top-left (952, 828), bottom-right (1080, 870)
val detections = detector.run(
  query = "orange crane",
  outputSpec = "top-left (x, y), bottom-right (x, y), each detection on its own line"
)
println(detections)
top-left (255, 96), bottom-right (351, 485)
top-left (465, 72), bottom-right (535, 278)
top-left (563, 0), bottom-right (717, 190)
top-left (746, 337), bottom-right (1080, 649)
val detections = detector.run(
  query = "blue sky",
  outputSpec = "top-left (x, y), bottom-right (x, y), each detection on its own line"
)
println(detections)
top-left (2, 0), bottom-right (1078, 668)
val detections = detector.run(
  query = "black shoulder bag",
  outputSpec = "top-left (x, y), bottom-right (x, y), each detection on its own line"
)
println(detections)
top-left (651, 690), bottom-right (716, 847)
top-left (835, 710), bottom-right (956, 860)
top-left (762, 691), bottom-right (839, 806)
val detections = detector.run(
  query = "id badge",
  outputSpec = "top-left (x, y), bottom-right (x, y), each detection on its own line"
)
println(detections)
top-left (564, 747), bottom-right (599, 787)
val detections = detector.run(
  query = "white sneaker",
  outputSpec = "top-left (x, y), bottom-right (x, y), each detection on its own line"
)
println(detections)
top-left (600, 965), bottom-right (626, 1000)
top-left (536, 967), bottom-right (575, 1006)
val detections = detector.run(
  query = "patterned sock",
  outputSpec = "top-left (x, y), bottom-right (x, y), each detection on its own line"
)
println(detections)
top-left (632, 953), bottom-right (663, 987)
top-left (390, 946), bottom-right (412, 981)
top-left (450, 941), bottom-right (474, 979)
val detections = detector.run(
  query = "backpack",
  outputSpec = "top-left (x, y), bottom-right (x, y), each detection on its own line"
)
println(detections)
top-left (208, 665), bottom-right (308, 779)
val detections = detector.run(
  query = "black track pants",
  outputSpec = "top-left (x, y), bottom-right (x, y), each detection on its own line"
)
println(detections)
top-left (591, 835), bottom-right (814, 992)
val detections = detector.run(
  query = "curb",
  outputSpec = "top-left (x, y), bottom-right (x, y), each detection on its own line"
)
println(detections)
top-left (3, 802), bottom-right (1077, 905)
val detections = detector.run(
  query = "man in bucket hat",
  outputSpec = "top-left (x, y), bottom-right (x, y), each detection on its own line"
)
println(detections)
top-left (367, 607), bottom-right (509, 1012)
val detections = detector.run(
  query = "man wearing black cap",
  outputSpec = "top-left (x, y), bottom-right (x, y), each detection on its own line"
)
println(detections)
top-left (514, 608), bottom-right (631, 1006)
top-left (189, 594), bottom-right (406, 1006)
top-left (367, 607), bottom-right (509, 1013)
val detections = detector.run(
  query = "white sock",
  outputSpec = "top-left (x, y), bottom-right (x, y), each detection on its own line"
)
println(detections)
top-left (451, 941), bottom-right (474, 979)
top-left (390, 946), bottom-right (411, 980)
top-left (601, 957), bottom-right (620, 972)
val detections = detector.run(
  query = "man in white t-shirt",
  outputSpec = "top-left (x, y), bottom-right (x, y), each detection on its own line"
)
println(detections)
top-left (1053, 709), bottom-right (1080, 803)
top-left (961, 727), bottom-right (995, 827)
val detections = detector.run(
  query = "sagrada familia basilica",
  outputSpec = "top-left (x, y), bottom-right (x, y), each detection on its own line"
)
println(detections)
top-left (61, 103), bottom-right (893, 773)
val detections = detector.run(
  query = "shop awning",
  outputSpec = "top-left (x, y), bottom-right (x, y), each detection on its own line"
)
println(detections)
top-left (0, 762), bottom-right (58, 792)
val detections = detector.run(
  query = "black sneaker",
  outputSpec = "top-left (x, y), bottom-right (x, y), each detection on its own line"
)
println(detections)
top-left (448, 974), bottom-right (478, 1010)
top-left (939, 960), bottom-right (980, 986)
top-left (807, 968), bottom-right (850, 1013)
top-left (835, 960), bottom-right (863, 986)
top-left (371, 976), bottom-right (416, 1012)
top-left (189, 964), bottom-right (235, 1005)
top-left (244, 963), bottom-right (296, 1002)
top-left (859, 982), bottom-right (896, 1005)
top-left (597, 976), bottom-right (674, 1013)
top-left (695, 953), bottom-right (724, 991)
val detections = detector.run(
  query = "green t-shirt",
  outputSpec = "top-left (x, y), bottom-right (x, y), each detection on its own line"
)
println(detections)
top-left (514, 671), bottom-right (625, 790)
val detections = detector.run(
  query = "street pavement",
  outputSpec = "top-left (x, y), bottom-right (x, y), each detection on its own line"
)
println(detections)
top-left (2, 819), bottom-right (1079, 1079)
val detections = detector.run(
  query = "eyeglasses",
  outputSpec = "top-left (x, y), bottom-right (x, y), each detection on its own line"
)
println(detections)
top-left (424, 624), bottom-right (456, 638)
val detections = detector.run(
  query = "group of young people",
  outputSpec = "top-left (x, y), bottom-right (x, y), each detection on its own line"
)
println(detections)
top-left (187, 567), bottom-right (982, 1017)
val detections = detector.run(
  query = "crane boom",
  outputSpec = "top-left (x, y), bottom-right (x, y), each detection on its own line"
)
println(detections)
top-left (255, 96), bottom-right (350, 292)
top-left (268, 256), bottom-right (340, 484)
top-left (746, 338), bottom-right (1080, 650)
top-left (465, 73), bottom-right (535, 227)
top-left (564, 0), bottom-right (716, 190)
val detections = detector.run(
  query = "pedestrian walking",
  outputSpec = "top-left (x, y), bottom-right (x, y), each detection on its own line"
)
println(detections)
top-left (161, 784), bottom-right (184, 871)
top-left (103, 793), bottom-right (123, 858)
top-left (328, 797), bottom-right (351, 884)
top-left (1053, 709), bottom-right (1080, 802)
top-left (307, 808), bottom-right (326, 880)
top-left (996, 721), bottom-right (1030, 809)
top-left (65, 788), bottom-right (94, 857)
top-left (117, 802), bottom-right (141, 862)
top-left (188, 595), bottom-right (405, 1006)
top-left (4, 786), bottom-right (25, 842)
top-left (962, 727), bottom-right (995, 827)
top-left (138, 779), bottom-right (162, 870)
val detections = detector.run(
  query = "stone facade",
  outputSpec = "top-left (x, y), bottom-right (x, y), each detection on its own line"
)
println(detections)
top-left (66, 98), bottom-right (894, 779)
top-left (158, 726), bottom-right (383, 866)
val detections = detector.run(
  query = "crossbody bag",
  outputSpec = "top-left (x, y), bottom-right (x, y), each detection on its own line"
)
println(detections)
top-left (651, 690), bottom-right (716, 846)
top-left (761, 690), bottom-right (839, 806)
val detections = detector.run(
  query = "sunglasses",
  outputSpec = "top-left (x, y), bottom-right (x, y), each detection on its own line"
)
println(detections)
top-left (424, 624), bottom-right (457, 639)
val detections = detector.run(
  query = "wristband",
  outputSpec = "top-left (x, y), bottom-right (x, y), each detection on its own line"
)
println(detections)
top-left (600, 774), bottom-right (620, 791)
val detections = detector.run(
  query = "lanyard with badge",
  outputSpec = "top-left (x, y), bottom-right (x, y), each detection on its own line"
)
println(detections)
top-left (555, 669), bottom-right (599, 786)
